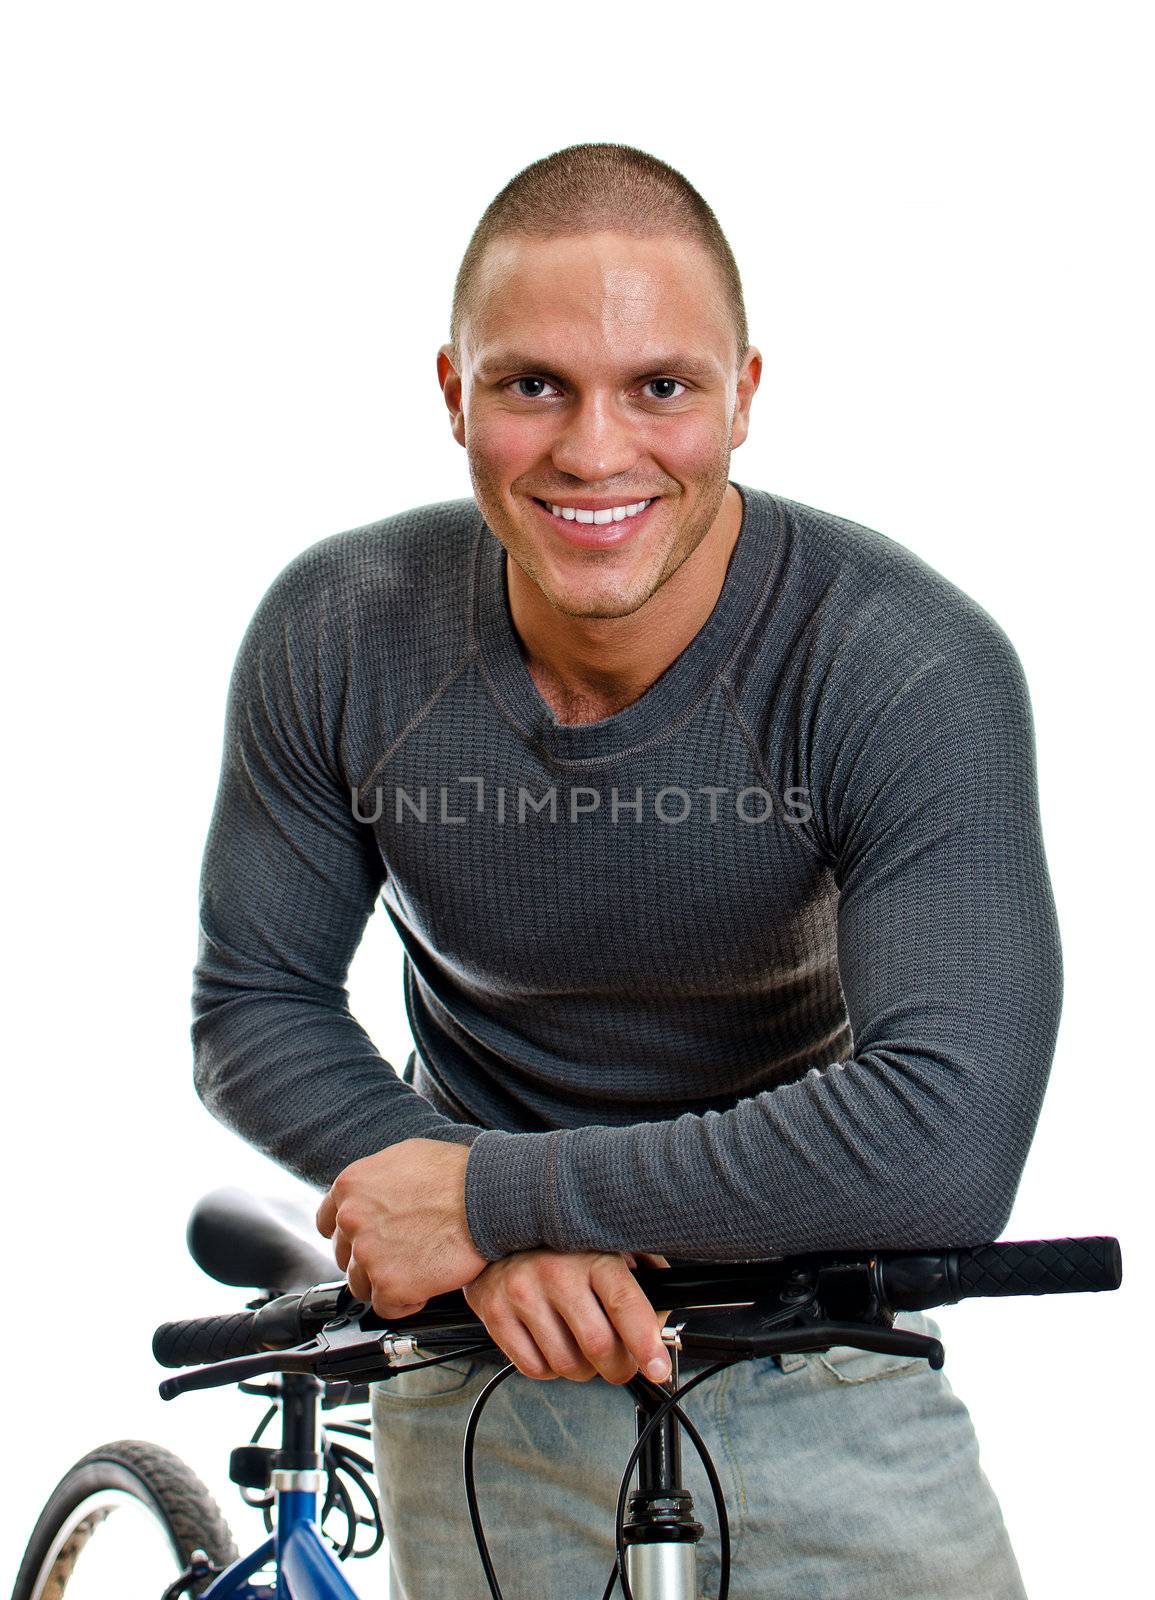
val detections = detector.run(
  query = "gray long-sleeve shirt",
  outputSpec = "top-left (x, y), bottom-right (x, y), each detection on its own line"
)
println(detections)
top-left (191, 482), bottom-right (1063, 1261)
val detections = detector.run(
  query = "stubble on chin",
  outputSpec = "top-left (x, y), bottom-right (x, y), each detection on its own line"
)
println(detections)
top-left (511, 522), bottom-right (684, 623)
top-left (468, 460), bottom-right (733, 622)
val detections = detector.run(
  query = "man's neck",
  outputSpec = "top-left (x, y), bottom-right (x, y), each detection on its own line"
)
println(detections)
top-left (508, 483), bottom-right (744, 726)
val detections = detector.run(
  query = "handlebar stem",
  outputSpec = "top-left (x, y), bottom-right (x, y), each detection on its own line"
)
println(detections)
top-left (275, 1371), bottom-right (323, 1475)
top-left (622, 1340), bottom-right (705, 1600)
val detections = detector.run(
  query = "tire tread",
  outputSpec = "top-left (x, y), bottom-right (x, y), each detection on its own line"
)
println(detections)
top-left (11, 1439), bottom-right (237, 1600)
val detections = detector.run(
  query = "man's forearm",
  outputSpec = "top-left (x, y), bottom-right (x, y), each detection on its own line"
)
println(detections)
top-left (460, 1034), bottom-right (1053, 1261)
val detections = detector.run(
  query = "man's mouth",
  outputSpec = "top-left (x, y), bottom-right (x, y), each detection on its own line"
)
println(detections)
top-left (533, 496), bottom-right (655, 525)
top-left (529, 495), bottom-right (660, 547)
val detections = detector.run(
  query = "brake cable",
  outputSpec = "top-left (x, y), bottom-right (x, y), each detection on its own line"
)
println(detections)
top-left (611, 1362), bottom-right (738, 1600)
top-left (458, 1359), bottom-right (737, 1600)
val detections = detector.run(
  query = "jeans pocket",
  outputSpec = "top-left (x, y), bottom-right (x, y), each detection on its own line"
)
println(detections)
top-left (812, 1310), bottom-right (940, 1384)
top-left (371, 1352), bottom-right (482, 1406)
top-left (814, 1344), bottom-right (924, 1383)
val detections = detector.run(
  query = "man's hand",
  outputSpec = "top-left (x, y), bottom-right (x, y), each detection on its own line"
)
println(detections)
top-left (463, 1248), bottom-right (672, 1385)
top-left (316, 1139), bottom-right (488, 1318)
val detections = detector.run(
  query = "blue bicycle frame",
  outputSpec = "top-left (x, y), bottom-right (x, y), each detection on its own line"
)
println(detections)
top-left (202, 1495), bottom-right (361, 1600)
top-left (201, 1374), bottom-right (363, 1600)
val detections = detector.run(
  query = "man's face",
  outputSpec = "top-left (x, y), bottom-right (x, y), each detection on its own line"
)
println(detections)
top-left (437, 232), bottom-right (761, 620)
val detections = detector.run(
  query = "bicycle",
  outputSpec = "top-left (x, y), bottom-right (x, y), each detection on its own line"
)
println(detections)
top-left (10, 1185), bottom-right (1123, 1600)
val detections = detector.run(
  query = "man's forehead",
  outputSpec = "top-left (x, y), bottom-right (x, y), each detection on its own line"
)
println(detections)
top-left (463, 231), bottom-right (734, 372)
top-left (473, 232), bottom-right (721, 311)
top-left (479, 227), bottom-right (714, 277)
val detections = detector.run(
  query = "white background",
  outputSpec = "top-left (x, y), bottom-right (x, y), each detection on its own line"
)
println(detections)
top-left (2, 3), bottom-right (1151, 1595)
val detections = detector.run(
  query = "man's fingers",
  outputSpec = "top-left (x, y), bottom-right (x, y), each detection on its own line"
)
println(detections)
top-left (590, 1257), bottom-right (672, 1382)
top-left (346, 1256), bottom-right (372, 1304)
top-left (480, 1307), bottom-right (563, 1380)
top-left (373, 1296), bottom-right (427, 1320)
top-left (351, 1259), bottom-right (425, 1319)
top-left (561, 1305), bottom-right (636, 1384)
top-left (332, 1225), bottom-right (352, 1273)
top-left (628, 1252), bottom-right (673, 1326)
top-left (520, 1302), bottom-right (599, 1382)
top-left (463, 1250), bottom-right (671, 1385)
top-left (466, 1277), bottom-right (589, 1381)
top-left (540, 1262), bottom-right (656, 1385)
top-left (315, 1192), bottom-right (336, 1239)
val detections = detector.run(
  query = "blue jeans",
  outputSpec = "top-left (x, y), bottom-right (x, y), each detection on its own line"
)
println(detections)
top-left (370, 1310), bottom-right (1027, 1599)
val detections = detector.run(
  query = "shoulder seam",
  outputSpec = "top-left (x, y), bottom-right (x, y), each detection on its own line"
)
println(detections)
top-left (356, 647), bottom-right (480, 793)
top-left (719, 676), bottom-right (827, 866)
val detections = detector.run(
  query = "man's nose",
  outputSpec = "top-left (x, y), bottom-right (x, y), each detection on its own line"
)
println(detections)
top-left (549, 393), bottom-right (639, 482)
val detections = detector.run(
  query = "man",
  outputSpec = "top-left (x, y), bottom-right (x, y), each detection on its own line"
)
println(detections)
top-left (193, 143), bottom-right (1061, 1597)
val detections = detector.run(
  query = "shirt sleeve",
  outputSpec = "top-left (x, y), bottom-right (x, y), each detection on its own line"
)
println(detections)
top-left (191, 553), bottom-right (483, 1191)
top-left (461, 609), bottom-right (1064, 1259)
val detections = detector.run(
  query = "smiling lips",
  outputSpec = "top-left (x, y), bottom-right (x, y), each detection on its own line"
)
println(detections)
top-left (527, 494), bottom-right (662, 549)
top-left (534, 496), bottom-right (655, 525)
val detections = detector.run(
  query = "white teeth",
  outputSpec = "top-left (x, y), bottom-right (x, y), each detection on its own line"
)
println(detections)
top-left (547, 499), bottom-right (652, 523)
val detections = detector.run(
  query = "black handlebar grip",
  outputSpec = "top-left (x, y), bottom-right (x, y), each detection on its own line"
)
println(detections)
top-left (153, 1309), bottom-right (262, 1369)
top-left (955, 1236), bottom-right (1122, 1300)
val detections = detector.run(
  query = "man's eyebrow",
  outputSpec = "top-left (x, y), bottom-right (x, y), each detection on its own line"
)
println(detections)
top-left (474, 351), bottom-right (723, 382)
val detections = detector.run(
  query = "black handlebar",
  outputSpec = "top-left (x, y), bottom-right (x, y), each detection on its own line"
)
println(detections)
top-left (153, 1235), bottom-right (1122, 1378)
top-left (954, 1236), bottom-right (1121, 1298)
top-left (862, 1234), bottom-right (1122, 1313)
top-left (153, 1282), bottom-right (348, 1369)
top-left (153, 1308), bottom-right (262, 1369)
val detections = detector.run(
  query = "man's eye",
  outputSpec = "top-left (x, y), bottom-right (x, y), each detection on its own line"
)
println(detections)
top-left (644, 379), bottom-right (686, 401)
top-left (509, 376), bottom-right (686, 401)
top-left (511, 377), bottom-right (559, 399)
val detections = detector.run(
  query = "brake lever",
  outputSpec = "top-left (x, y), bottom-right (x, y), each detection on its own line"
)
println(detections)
top-left (159, 1343), bottom-right (323, 1399)
top-left (671, 1280), bottom-right (947, 1369)
top-left (683, 1317), bottom-right (945, 1369)
top-left (158, 1311), bottom-right (498, 1400)
top-left (163, 1319), bottom-right (404, 1399)
top-left (677, 1297), bottom-right (945, 1369)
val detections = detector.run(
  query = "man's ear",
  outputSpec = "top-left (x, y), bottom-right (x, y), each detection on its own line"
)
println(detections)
top-left (437, 344), bottom-right (466, 448)
top-left (730, 346), bottom-right (762, 450)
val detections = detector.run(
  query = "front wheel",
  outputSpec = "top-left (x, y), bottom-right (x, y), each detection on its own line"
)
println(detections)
top-left (11, 1439), bottom-right (238, 1599)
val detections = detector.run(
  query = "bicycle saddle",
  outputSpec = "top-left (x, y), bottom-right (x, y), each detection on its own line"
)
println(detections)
top-left (186, 1186), bottom-right (340, 1293)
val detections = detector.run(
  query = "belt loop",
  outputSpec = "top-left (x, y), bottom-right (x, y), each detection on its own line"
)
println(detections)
top-left (775, 1350), bottom-right (808, 1374)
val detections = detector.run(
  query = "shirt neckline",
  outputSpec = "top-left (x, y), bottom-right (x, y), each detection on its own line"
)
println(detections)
top-left (470, 481), bottom-right (780, 763)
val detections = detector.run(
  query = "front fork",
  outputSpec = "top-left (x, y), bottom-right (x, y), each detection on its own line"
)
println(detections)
top-left (622, 1329), bottom-right (703, 1600)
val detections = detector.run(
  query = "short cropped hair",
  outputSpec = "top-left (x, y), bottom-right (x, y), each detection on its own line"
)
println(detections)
top-left (449, 142), bottom-right (749, 365)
